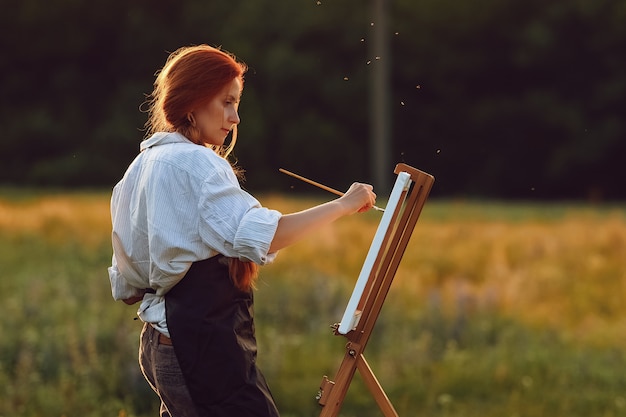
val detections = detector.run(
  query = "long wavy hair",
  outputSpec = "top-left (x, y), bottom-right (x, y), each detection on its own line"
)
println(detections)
top-left (144, 44), bottom-right (247, 156)
top-left (144, 45), bottom-right (258, 291)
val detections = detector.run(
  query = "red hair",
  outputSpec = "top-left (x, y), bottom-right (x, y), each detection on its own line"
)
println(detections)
top-left (145, 44), bottom-right (247, 157)
top-left (145, 45), bottom-right (258, 291)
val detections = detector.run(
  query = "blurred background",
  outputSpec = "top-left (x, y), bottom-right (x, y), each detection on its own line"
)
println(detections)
top-left (1, 0), bottom-right (624, 200)
top-left (1, 2), bottom-right (626, 416)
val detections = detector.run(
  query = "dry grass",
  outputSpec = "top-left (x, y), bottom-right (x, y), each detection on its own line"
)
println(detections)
top-left (1, 190), bottom-right (626, 417)
top-left (260, 195), bottom-right (626, 347)
top-left (4, 191), bottom-right (623, 342)
top-left (0, 191), bottom-right (111, 248)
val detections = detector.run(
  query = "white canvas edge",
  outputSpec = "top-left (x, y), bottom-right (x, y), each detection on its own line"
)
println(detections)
top-left (337, 171), bottom-right (412, 334)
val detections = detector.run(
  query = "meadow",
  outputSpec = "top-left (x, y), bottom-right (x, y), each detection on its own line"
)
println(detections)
top-left (0, 190), bottom-right (625, 417)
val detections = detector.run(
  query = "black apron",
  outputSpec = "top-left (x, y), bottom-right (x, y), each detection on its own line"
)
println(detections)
top-left (165, 256), bottom-right (279, 417)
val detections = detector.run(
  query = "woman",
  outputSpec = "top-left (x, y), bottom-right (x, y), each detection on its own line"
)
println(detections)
top-left (108, 44), bottom-right (376, 417)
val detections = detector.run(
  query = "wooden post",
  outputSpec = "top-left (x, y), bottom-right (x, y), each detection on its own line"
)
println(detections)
top-left (370, 0), bottom-right (391, 191)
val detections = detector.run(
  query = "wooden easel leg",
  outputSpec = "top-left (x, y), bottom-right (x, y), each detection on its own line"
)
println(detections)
top-left (318, 346), bottom-right (399, 417)
top-left (318, 371), bottom-right (354, 416)
top-left (356, 354), bottom-right (399, 417)
top-left (318, 347), bottom-right (359, 417)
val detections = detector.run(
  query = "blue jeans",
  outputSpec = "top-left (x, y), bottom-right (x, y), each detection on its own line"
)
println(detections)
top-left (139, 323), bottom-right (200, 417)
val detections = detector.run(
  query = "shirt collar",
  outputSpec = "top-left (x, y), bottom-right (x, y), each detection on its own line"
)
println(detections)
top-left (140, 132), bottom-right (193, 151)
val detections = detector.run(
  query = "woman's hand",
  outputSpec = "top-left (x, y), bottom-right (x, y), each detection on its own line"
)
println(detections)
top-left (338, 182), bottom-right (377, 214)
top-left (122, 289), bottom-right (147, 305)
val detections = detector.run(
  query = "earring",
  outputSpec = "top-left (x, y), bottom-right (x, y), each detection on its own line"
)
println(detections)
top-left (187, 113), bottom-right (196, 127)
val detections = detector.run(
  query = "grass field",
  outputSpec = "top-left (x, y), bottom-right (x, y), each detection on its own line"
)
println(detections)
top-left (1, 190), bottom-right (625, 417)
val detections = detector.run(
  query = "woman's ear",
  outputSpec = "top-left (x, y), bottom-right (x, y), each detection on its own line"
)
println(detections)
top-left (187, 113), bottom-right (197, 127)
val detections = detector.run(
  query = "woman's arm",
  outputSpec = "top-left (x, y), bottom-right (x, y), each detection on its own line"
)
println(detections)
top-left (269, 182), bottom-right (376, 252)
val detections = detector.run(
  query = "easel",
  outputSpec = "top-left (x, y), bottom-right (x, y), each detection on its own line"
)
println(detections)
top-left (317, 163), bottom-right (435, 417)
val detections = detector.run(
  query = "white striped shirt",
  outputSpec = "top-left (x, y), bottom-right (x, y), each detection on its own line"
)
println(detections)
top-left (108, 132), bottom-right (281, 335)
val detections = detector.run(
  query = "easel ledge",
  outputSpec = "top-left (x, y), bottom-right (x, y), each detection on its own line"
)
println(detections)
top-left (317, 163), bottom-right (435, 417)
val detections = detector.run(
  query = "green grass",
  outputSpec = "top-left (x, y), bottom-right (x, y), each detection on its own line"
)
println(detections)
top-left (1, 191), bottom-right (625, 416)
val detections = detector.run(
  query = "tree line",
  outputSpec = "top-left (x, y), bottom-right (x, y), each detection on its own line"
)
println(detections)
top-left (1, 0), bottom-right (624, 200)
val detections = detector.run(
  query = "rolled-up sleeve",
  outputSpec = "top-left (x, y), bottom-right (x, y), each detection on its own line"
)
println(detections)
top-left (233, 206), bottom-right (282, 263)
top-left (198, 169), bottom-right (282, 265)
top-left (108, 256), bottom-right (143, 300)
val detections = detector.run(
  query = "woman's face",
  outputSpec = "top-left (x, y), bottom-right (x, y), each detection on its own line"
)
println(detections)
top-left (193, 77), bottom-right (242, 147)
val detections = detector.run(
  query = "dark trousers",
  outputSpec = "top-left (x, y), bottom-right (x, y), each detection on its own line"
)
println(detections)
top-left (139, 323), bottom-right (200, 417)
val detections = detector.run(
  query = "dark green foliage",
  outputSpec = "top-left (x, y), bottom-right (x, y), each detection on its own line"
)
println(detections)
top-left (1, 0), bottom-right (624, 199)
